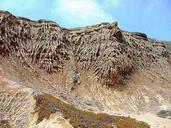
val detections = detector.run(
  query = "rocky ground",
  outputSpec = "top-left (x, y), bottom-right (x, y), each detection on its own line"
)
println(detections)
top-left (0, 10), bottom-right (171, 128)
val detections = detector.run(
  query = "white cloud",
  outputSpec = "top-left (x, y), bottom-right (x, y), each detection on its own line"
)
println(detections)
top-left (0, 0), bottom-right (119, 27)
top-left (53, 0), bottom-right (115, 27)
top-left (0, 0), bottom-right (38, 11)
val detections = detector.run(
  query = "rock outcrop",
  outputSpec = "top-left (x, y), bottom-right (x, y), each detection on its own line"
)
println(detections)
top-left (0, 10), bottom-right (169, 87)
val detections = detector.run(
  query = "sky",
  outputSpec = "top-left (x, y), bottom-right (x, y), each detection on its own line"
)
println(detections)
top-left (0, 0), bottom-right (171, 40)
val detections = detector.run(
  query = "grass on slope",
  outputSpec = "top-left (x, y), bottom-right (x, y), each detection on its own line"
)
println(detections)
top-left (0, 121), bottom-right (10, 128)
top-left (166, 43), bottom-right (171, 51)
top-left (35, 94), bottom-right (150, 128)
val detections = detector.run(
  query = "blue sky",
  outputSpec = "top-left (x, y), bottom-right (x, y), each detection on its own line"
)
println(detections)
top-left (0, 0), bottom-right (171, 40)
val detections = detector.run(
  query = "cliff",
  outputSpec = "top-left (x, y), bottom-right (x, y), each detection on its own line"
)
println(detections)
top-left (0, 10), bottom-right (171, 128)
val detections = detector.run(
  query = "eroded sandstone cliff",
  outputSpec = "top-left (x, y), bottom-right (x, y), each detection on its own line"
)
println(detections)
top-left (0, 10), bottom-right (171, 128)
top-left (0, 10), bottom-right (169, 87)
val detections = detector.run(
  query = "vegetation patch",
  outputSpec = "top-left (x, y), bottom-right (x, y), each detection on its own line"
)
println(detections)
top-left (116, 117), bottom-right (150, 128)
top-left (166, 43), bottom-right (171, 51)
top-left (35, 94), bottom-right (150, 128)
top-left (0, 120), bottom-right (10, 128)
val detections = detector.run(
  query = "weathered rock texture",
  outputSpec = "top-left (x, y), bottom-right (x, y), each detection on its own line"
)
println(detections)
top-left (0, 10), bottom-right (169, 86)
top-left (0, 10), bottom-right (171, 128)
top-left (0, 72), bottom-right (73, 128)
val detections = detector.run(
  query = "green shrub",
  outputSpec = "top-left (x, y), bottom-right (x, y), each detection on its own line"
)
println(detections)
top-left (0, 121), bottom-right (10, 128)
top-left (35, 94), bottom-right (150, 128)
top-left (116, 117), bottom-right (150, 128)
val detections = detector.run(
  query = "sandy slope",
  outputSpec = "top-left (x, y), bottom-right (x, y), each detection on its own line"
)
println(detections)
top-left (0, 70), bottom-right (73, 128)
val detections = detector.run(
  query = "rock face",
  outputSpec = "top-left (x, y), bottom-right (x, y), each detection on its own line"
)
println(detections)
top-left (0, 72), bottom-right (73, 128)
top-left (0, 10), bottom-right (171, 128)
top-left (0, 10), bottom-right (169, 87)
top-left (131, 32), bottom-right (148, 40)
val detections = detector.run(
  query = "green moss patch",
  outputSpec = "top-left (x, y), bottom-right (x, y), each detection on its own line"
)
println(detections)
top-left (35, 94), bottom-right (150, 128)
